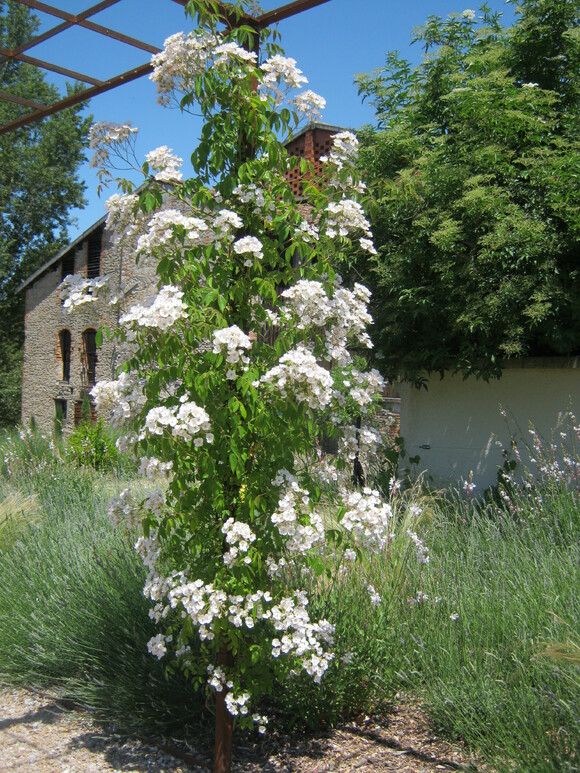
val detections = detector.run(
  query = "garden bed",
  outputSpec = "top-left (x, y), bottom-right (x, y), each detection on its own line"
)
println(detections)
top-left (0, 686), bottom-right (490, 772)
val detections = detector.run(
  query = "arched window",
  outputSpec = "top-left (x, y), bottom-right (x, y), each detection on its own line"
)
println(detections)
top-left (59, 329), bottom-right (71, 382)
top-left (81, 328), bottom-right (97, 387)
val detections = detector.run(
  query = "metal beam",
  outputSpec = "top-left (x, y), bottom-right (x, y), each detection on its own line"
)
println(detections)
top-left (0, 47), bottom-right (102, 85)
top-left (0, 62), bottom-right (152, 136)
top-left (0, 91), bottom-right (46, 109)
top-left (12, 0), bottom-right (161, 54)
top-left (256, 0), bottom-right (331, 28)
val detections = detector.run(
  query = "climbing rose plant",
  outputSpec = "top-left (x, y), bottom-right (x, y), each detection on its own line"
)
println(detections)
top-left (66, 0), bottom-right (405, 760)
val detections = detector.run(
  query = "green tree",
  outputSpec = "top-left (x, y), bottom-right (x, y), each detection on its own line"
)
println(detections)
top-left (0, 0), bottom-right (89, 425)
top-left (356, 1), bottom-right (580, 382)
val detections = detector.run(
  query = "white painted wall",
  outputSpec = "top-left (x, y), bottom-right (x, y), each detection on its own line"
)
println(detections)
top-left (398, 358), bottom-right (580, 491)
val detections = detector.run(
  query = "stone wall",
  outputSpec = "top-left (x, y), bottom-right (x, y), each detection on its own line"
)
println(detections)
top-left (21, 227), bottom-right (158, 434)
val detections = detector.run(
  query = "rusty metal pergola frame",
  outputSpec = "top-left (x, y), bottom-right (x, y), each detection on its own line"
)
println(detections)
top-left (0, 0), bottom-right (330, 136)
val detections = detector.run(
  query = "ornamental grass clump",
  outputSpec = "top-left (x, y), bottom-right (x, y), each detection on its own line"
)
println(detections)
top-left (0, 458), bottom-right (206, 736)
top-left (65, 3), bottom-right (412, 769)
top-left (0, 423), bottom-right (62, 482)
top-left (397, 470), bottom-right (579, 772)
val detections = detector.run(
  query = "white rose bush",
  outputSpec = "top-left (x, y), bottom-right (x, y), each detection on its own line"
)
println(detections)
top-left (68, 2), bottom-right (427, 770)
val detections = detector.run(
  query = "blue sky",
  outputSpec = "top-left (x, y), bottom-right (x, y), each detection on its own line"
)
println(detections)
top-left (28, 0), bottom-right (515, 238)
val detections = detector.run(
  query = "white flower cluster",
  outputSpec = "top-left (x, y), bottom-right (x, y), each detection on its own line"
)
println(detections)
top-left (256, 346), bottom-right (334, 410)
top-left (233, 235), bottom-right (264, 266)
top-left (225, 691), bottom-right (251, 716)
top-left (295, 219), bottom-right (319, 243)
top-left (150, 31), bottom-right (218, 104)
top-left (147, 632), bottom-right (172, 659)
top-left (207, 665), bottom-right (267, 730)
top-left (59, 274), bottom-right (110, 312)
top-left (91, 371), bottom-right (143, 427)
top-left (233, 183), bottom-right (266, 208)
top-left (145, 145), bottom-right (183, 183)
top-left (321, 131), bottom-right (359, 170)
top-left (338, 424), bottom-right (383, 462)
top-left (271, 472), bottom-right (325, 554)
top-left (260, 55), bottom-right (308, 103)
top-left (281, 280), bottom-right (374, 364)
top-left (147, 573), bottom-right (272, 639)
top-left (168, 581), bottom-right (227, 640)
top-left (310, 457), bottom-right (347, 487)
top-left (135, 529), bottom-right (162, 572)
top-left (213, 41), bottom-right (257, 70)
top-left (120, 285), bottom-right (187, 332)
top-left (270, 591), bottom-right (334, 683)
top-left (138, 456), bottom-right (174, 479)
top-left (144, 488), bottom-right (166, 518)
top-left (212, 325), bottom-right (252, 375)
top-left (407, 530), bottom-right (430, 565)
top-left (281, 280), bottom-right (333, 329)
top-left (207, 664), bottom-right (228, 691)
top-left (136, 209), bottom-right (209, 256)
top-left (212, 208), bottom-right (243, 235)
top-left (367, 584), bottom-right (382, 606)
top-left (340, 487), bottom-right (393, 552)
top-left (325, 283), bottom-right (374, 360)
top-left (137, 539), bottom-right (333, 688)
top-left (348, 368), bottom-right (385, 411)
top-left (104, 192), bottom-right (149, 252)
top-left (144, 398), bottom-right (212, 445)
top-left (88, 121), bottom-right (138, 167)
top-left (222, 517), bottom-right (256, 567)
top-left (291, 90), bottom-right (326, 122)
top-left (325, 198), bottom-right (373, 244)
top-left (265, 554), bottom-right (288, 578)
top-left (320, 132), bottom-right (366, 195)
top-left (106, 487), bottom-right (137, 527)
top-left (252, 713), bottom-right (268, 734)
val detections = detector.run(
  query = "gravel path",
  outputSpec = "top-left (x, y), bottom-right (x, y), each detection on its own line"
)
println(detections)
top-left (0, 686), bottom-right (492, 772)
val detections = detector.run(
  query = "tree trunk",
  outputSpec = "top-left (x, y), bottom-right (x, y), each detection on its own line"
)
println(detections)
top-left (214, 646), bottom-right (234, 773)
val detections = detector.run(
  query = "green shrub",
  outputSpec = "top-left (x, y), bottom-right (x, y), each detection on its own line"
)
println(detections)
top-left (66, 419), bottom-right (122, 472)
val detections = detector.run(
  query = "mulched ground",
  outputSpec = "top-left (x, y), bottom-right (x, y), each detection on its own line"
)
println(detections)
top-left (0, 686), bottom-right (493, 772)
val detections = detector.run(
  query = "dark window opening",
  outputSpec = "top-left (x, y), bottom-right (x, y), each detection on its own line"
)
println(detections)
top-left (61, 251), bottom-right (75, 279)
top-left (81, 328), bottom-right (97, 387)
top-left (74, 399), bottom-right (97, 426)
top-left (87, 229), bottom-right (102, 279)
top-left (54, 399), bottom-right (67, 435)
top-left (59, 329), bottom-right (71, 382)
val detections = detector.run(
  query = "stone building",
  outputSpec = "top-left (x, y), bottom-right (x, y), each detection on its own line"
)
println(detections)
top-left (19, 123), bottom-right (343, 434)
top-left (18, 213), bottom-right (159, 433)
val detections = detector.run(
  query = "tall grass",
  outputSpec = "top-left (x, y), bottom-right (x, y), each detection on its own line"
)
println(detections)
top-left (398, 485), bottom-right (579, 771)
top-left (0, 439), bottom-right (204, 736)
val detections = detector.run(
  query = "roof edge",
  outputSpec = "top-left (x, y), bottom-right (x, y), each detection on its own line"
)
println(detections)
top-left (18, 215), bottom-right (107, 293)
top-left (284, 122), bottom-right (348, 146)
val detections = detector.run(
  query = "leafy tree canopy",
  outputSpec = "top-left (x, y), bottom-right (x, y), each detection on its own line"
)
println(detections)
top-left (0, 0), bottom-right (89, 425)
top-left (356, 0), bottom-right (580, 382)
